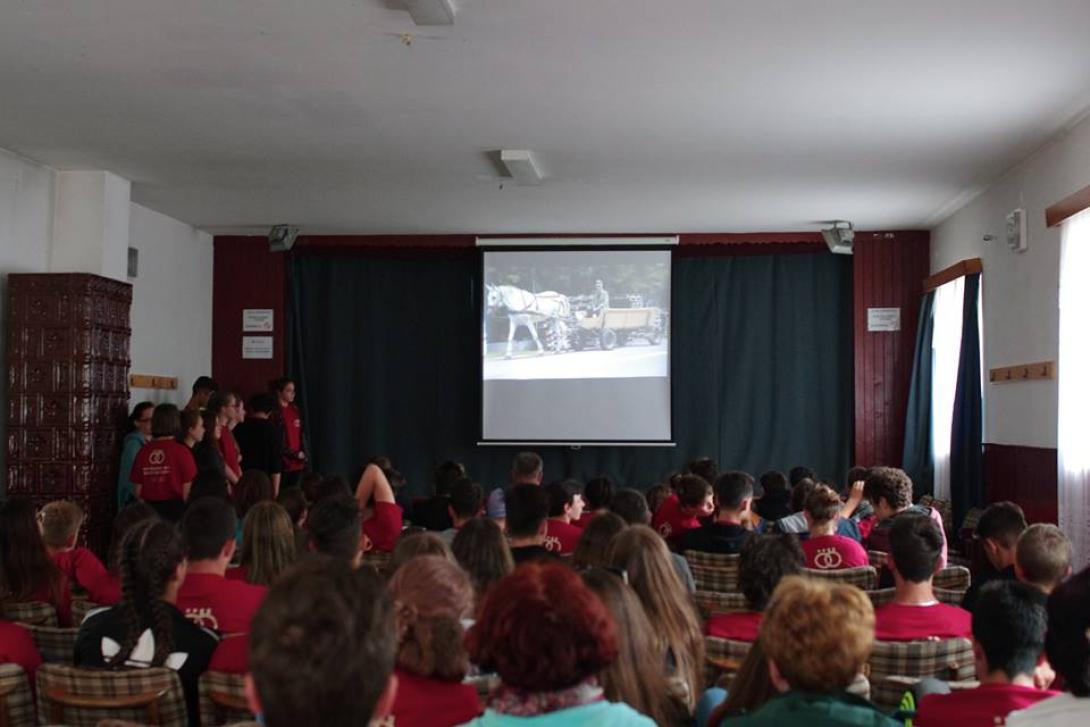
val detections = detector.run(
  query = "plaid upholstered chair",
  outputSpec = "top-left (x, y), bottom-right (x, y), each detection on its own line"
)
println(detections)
top-left (704, 636), bottom-right (754, 686)
top-left (36, 664), bottom-right (188, 726)
top-left (865, 588), bottom-right (897, 608)
top-left (693, 590), bottom-right (748, 620)
top-left (683, 551), bottom-right (741, 593)
top-left (867, 550), bottom-right (890, 569)
top-left (26, 624), bottom-right (79, 665)
top-left (0, 601), bottom-right (58, 628)
top-left (0, 664), bottom-right (34, 727)
top-left (199, 671), bottom-right (251, 726)
top-left (70, 598), bottom-right (100, 627)
top-left (464, 673), bottom-right (501, 702)
top-left (867, 637), bottom-right (975, 711)
top-left (934, 587), bottom-right (967, 606)
top-left (933, 565), bottom-right (971, 592)
top-left (803, 566), bottom-right (878, 591)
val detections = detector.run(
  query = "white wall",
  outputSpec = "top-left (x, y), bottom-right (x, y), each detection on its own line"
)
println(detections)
top-left (127, 203), bottom-right (214, 407)
top-left (931, 113), bottom-right (1090, 448)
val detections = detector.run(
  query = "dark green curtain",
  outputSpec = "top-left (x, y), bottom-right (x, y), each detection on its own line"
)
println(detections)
top-left (949, 273), bottom-right (983, 525)
top-left (287, 250), bottom-right (852, 496)
top-left (902, 291), bottom-right (935, 499)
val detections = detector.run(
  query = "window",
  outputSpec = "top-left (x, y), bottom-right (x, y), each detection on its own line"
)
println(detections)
top-left (930, 277), bottom-right (965, 501)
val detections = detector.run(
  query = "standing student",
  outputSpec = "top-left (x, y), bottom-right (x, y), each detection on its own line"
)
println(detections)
top-left (192, 410), bottom-right (227, 480)
top-left (208, 393), bottom-right (241, 487)
top-left (543, 479), bottom-right (585, 555)
top-left (232, 394), bottom-right (283, 492)
top-left (130, 403), bottom-right (197, 522)
top-left (182, 376), bottom-right (218, 412)
top-left (0, 499), bottom-right (72, 626)
top-left (117, 401), bottom-right (153, 509)
top-left (651, 475), bottom-right (714, 547)
top-left (271, 377), bottom-right (306, 489)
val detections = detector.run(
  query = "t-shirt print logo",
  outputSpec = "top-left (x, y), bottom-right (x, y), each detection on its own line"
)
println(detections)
top-left (543, 535), bottom-right (561, 552)
top-left (814, 546), bottom-right (843, 570)
top-left (148, 449), bottom-right (166, 465)
top-left (185, 607), bottom-right (219, 631)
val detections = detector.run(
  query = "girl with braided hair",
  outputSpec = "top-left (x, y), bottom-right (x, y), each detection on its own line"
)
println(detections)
top-left (75, 519), bottom-right (218, 727)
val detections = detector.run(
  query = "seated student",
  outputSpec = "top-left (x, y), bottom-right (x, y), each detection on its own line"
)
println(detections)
top-left (789, 465), bottom-right (816, 487)
top-left (862, 466), bottom-right (948, 569)
top-left (799, 484), bottom-right (868, 570)
top-left (643, 482), bottom-right (673, 517)
top-left (438, 478), bottom-right (484, 546)
top-left (176, 497), bottom-right (267, 633)
top-left (1015, 523), bottom-right (1073, 595)
top-left (679, 471), bottom-right (756, 554)
top-left (276, 486), bottom-right (309, 555)
top-left (231, 501), bottom-right (297, 586)
top-left (386, 555), bottom-right (481, 726)
top-left (1007, 565), bottom-right (1090, 726)
top-left (354, 462), bottom-right (404, 553)
top-left (962, 501), bottom-right (1027, 611)
top-left (571, 512), bottom-right (628, 570)
top-left (754, 471), bottom-right (791, 522)
top-left (874, 513), bottom-right (971, 641)
top-left (504, 483), bottom-right (559, 564)
top-left (574, 476), bottom-right (613, 528)
top-left (776, 478), bottom-right (864, 541)
top-left (412, 460), bottom-right (465, 532)
top-left (651, 474), bottom-right (715, 546)
top-left (609, 488), bottom-right (695, 594)
top-left (543, 479), bottom-right (586, 555)
top-left (704, 534), bottom-right (804, 641)
top-left (40, 500), bottom-right (116, 606)
top-left (916, 580), bottom-right (1058, 726)
top-left (246, 558), bottom-right (399, 727)
top-left (93, 502), bottom-right (159, 606)
top-left (451, 517), bottom-right (514, 610)
top-left (131, 403), bottom-right (197, 522)
top-left (0, 498), bottom-right (72, 626)
top-left (484, 451), bottom-right (546, 529)
top-left (464, 562), bottom-right (656, 726)
top-left (75, 520), bottom-right (218, 727)
top-left (0, 619), bottom-right (41, 685)
top-left (388, 531), bottom-right (455, 575)
top-left (725, 576), bottom-right (898, 726)
top-left (307, 493), bottom-right (365, 566)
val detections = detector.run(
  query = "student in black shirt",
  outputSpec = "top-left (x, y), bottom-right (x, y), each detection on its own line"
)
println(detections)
top-left (232, 393), bottom-right (284, 492)
top-left (75, 520), bottom-right (218, 727)
top-left (962, 501), bottom-right (1026, 611)
top-left (504, 483), bottom-right (559, 564)
top-left (679, 471), bottom-right (756, 554)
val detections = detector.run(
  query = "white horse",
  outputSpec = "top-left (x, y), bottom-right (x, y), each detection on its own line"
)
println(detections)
top-left (486, 284), bottom-right (571, 358)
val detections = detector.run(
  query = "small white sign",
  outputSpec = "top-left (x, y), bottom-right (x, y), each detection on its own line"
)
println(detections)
top-left (243, 309), bottom-right (274, 332)
top-left (867, 307), bottom-right (901, 332)
top-left (242, 336), bottom-right (274, 359)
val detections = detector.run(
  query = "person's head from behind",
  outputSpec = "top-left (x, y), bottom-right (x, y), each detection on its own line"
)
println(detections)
top-left (803, 484), bottom-right (843, 534)
top-left (314, 475), bottom-right (352, 503)
top-left (151, 402), bottom-right (181, 438)
top-left (789, 478), bottom-right (818, 514)
top-left (241, 501), bottom-right (297, 587)
top-left (191, 376), bottom-right (218, 407)
top-left (307, 494), bottom-right (363, 565)
top-left (845, 466), bottom-right (869, 492)
top-left (788, 466), bottom-right (816, 488)
top-left (975, 501), bottom-right (1027, 571)
top-left (686, 457), bottom-right (718, 488)
top-left (0, 498), bottom-right (59, 599)
top-left (505, 483), bottom-right (550, 544)
top-left (467, 562), bottom-right (616, 692)
top-left (433, 460), bottom-right (466, 497)
top-left (971, 580), bottom-right (1048, 682)
top-left (545, 479), bottom-right (585, 523)
top-left (644, 483), bottom-right (673, 515)
top-left (571, 512), bottom-right (627, 570)
top-left (675, 474), bottom-right (714, 518)
top-left (1016, 523), bottom-right (1072, 594)
top-left (247, 393), bottom-right (277, 418)
top-left (862, 466), bottom-right (914, 520)
top-left (38, 500), bottom-right (84, 552)
top-left (714, 471), bottom-right (754, 518)
top-left (760, 576), bottom-right (874, 694)
top-left (447, 477), bottom-right (483, 526)
top-left (510, 451), bottom-right (544, 485)
top-left (108, 502), bottom-right (158, 573)
top-left (182, 496), bottom-right (239, 566)
top-left (609, 488), bottom-right (651, 525)
top-left (236, 470), bottom-right (275, 520)
top-left (1044, 566), bottom-right (1090, 696)
top-left (277, 487), bottom-right (308, 528)
top-left (759, 471), bottom-right (789, 498)
top-left (584, 477), bottom-right (613, 511)
top-left (247, 558), bottom-right (397, 726)
top-left (188, 470), bottom-right (230, 504)
top-left (388, 555), bottom-right (474, 681)
top-left (388, 531), bottom-right (454, 575)
top-left (451, 517), bottom-right (513, 607)
top-left (738, 534), bottom-right (805, 611)
top-left (889, 512), bottom-right (943, 585)
top-left (298, 471), bottom-right (323, 506)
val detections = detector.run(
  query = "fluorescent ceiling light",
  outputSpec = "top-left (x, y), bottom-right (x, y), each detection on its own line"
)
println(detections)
top-left (500, 150), bottom-right (544, 186)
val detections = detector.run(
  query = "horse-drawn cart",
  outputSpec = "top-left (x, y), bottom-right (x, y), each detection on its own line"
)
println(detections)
top-left (569, 307), bottom-right (666, 351)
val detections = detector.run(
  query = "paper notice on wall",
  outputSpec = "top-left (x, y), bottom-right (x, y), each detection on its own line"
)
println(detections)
top-left (243, 309), bottom-right (274, 332)
top-left (242, 336), bottom-right (274, 359)
top-left (867, 307), bottom-right (901, 332)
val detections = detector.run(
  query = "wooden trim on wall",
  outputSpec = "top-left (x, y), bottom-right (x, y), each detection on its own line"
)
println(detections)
top-left (923, 258), bottom-right (982, 292)
top-left (1046, 183), bottom-right (1090, 227)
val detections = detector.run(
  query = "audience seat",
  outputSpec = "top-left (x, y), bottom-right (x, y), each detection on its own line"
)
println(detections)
top-left (36, 664), bottom-right (188, 727)
top-left (1, 601), bottom-right (58, 628)
top-left (464, 673), bottom-right (500, 702)
top-left (71, 599), bottom-right (99, 626)
top-left (867, 638), bottom-right (975, 711)
top-left (865, 588), bottom-right (965, 608)
top-left (26, 624), bottom-right (79, 665)
top-left (360, 550), bottom-right (391, 576)
top-left (694, 590), bottom-right (748, 620)
top-left (0, 664), bottom-right (34, 727)
top-left (689, 564), bottom-right (740, 593)
top-left (199, 671), bottom-right (250, 726)
top-left (933, 565), bottom-right (971, 592)
top-left (804, 566), bottom-right (878, 590)
top-left (867, 550), bottom-right (889, 569)
top-left (919, 496), bottom-right (954, 539)
top-left (704, 637), bottom-right (753, 686)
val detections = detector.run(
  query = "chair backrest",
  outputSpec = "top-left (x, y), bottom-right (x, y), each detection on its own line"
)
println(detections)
top-left (71, 598), bottom-right (99, 626)
top-left (463, 673), bottom-right (500, 702)
top-left (36, 664), bottom-right (187, 727)
top-left (199, 671), bottom-right (251, 727)
top-left (683, 551), bottom-right (741, 570)
top-left (959, 507), bottom-right (984, 537)
top-left (867, 638), bottom-right (975, 711)
top-left (804, 566), bottom-right (878, 591)
top-left (933, 565), bottom-right (971, 592)
top-left (360, 550), bottom-right (391, 576)
top-left (688, 564), bottom-right (739, 593)
top-left (693, 590), bottom-right (749, 620)
top-left (934, 587), bottom-right (966, 606)
top-left (867, 550), bottom-right (889, 569)
top-left (0, 601), bottom-right (58, 628)
top-left (27, 624), bottom-right (79, 665)
top-left (0, 664), bottom-right (34, 727)
top-left (865, 588), bottom-right (896, 607)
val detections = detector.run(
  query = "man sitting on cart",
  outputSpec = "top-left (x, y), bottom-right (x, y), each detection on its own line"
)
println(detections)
top-left (591, 279), bottom-right (610, 316)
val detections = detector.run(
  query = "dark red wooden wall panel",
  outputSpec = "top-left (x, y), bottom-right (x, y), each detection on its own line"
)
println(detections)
top-left (983, 443), bottom-right (1058, 524)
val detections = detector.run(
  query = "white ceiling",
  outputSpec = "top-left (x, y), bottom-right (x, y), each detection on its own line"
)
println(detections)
top-left (2, 0), bottom-right (1090, 234)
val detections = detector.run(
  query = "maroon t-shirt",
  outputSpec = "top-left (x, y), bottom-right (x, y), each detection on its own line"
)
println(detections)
top-left (176, 572), bottom-right (267, 634)
top-left (543, 519), bottom-right (583, 555)
top-left (801, 534), bottom-right (869, 570)
top-left (917, 683), bottom-right (1059, 727)
top-left (52, 547), bottom-right (118, 606)
top-left (388, 667), bottom-right (481, 727)
top-left (652, 494), bottom-right (702, 545)
top-left (874, 602), bottom-right (972, 641)
top-left (280, 403), bottom-right (304, 472)
top-left (208, 633), bottom-right (249, 674)
top-left (218, 428), bottom-right (242, 479)
top-left (362, 501), bottom-right (403, 553)
top-left (130, 439), bottom-right (197, 502)
top-left (0, 620), bottom-right (42, 683)
top-left (704, 610), bottom-right (762, 641)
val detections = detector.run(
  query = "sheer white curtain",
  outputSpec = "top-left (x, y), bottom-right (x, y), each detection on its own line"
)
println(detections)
top-left (1059, 208), bottom-right (1090, 569)
top-left (931, 276), bottom-right (965, 502)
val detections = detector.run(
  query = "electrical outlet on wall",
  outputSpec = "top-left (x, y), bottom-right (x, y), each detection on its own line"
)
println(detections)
top-left (1006, 208), bottom-right (1027, 252)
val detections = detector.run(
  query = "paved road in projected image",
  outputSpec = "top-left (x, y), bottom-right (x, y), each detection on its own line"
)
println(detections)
top-left (483, 342), bottom-right (669, 380)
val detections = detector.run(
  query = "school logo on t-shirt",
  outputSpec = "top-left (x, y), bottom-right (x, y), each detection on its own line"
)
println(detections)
top-left (813, 547), bottom-right (843, 570)
top-left (149, 449), bottom-right (166, 465)
top-left (543, 535), bottom-right (561, 552)
top-left (185, 606), bottom-right (219, 631)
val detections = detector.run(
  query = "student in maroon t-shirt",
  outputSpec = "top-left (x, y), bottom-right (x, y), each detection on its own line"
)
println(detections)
top-left (176, 497), bottom-right (267, 634)
top-left (207, 394), bottom-right (241, 488)
top-left (652, 475), bottom-right (714, 547)
top-left (800, 484), bottom-right (869, 570)
top-left (354, 462), bottom-right (403, 553)
top-left (543, 479), bottom-right (586, 555)
top-left (0, 498), bottom-right (73, 626)
top-left (271, 377), bottom-right (306, 489)
top-left (705, 534), bottom-right (804, 641)
top-left (40, 500), bottom-right (118, 607)
top-left (916, 580), bottom-right (1058, 726)
top-left (573, 476), bottom-right (613, 529)
top-left (873, 513), bottom-right (971, 641)
top-left (130, 404), bottom-right (197, 522)
top-left (0, 620), bottom-right (41, 684)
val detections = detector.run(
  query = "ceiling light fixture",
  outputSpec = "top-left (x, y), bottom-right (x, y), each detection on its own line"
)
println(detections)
top-left (400, 0), bottom-right (455, 26)
top-left (500, 150), bottom-right (544, 186)
top-left (821, 220), bottom-right (854, 255)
